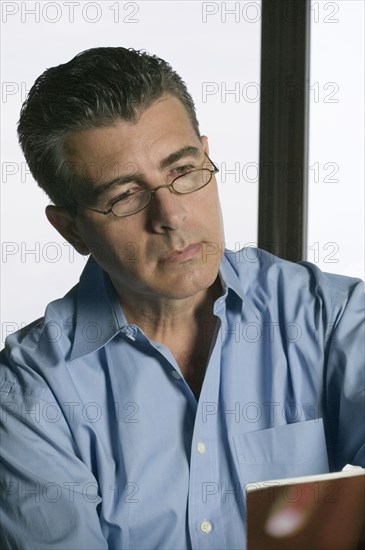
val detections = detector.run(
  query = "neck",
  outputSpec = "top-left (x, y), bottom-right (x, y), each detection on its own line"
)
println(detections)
top-left (115, 278), bottom-right (222, 400)
top-left (117, 278), bottom-right (222, 343)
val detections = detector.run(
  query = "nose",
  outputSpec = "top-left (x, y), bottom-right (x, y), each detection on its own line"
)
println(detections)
top-left (148, 184), bottom-right (187, 233)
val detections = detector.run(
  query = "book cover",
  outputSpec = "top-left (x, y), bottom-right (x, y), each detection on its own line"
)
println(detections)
top-left (246, 466), bottom-right (365, 550)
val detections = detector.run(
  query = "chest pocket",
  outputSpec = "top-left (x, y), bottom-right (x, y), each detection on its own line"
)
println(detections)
top-left (233, 418), bottom-right (329, 486)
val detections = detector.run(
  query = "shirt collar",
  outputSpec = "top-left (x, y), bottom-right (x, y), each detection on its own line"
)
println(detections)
top-left (219, 253), bottom-right (246, 301)
top-left (219, 250), bottom-right (262, 321)
top-left (70, 250), bottom-right (260, 360)
top-left (70, 256), bottom-right (127, 361)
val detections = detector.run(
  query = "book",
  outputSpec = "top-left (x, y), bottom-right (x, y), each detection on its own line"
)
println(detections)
top-left (246, 465), bottom-right (365, 550)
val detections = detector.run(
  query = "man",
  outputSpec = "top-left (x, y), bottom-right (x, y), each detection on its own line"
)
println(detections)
top-left (0, 47), bottom-right (364, 549)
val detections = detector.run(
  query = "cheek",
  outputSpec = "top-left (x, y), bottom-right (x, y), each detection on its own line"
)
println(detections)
top-left (202, 190), bottom-right (224, 236)
top-left (77, 221), bottom-right (135, 265)
top-left (86, 226), bottom-right (155, 281)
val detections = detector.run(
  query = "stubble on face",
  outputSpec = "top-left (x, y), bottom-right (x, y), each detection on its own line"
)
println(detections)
top-left (66, 96), bottom-right (225, 310)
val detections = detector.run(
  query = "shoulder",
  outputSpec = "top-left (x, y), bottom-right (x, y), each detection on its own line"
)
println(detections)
top-left (0, 284), bottom-right (79, 396)
top-left (223, 247), bottom-right (364, 323)
top-left (226, 246), bottom-right (362, 290)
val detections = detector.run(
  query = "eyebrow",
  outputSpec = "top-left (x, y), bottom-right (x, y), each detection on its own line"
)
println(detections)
top-left (159, 145), bottom-right (201, 170)
top-left (90, 145), bottom-right (202, 200)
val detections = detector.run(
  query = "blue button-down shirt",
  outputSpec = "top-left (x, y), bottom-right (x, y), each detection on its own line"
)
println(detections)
top-left (1, 248), bottom-right (364, 549)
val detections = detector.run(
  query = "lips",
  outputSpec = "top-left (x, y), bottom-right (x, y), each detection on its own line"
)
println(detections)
top-left (163, 243), bottom-right (202, 263)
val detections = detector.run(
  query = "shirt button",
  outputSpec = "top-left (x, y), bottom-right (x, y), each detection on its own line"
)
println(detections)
top-left (200, 521), bottom-right (212, 534)
top-left (171, 370), bottom-right (181, 380)
top-left (197, 442), bottom-right (206, 454)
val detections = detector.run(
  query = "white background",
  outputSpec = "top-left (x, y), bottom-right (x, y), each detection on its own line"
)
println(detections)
top-left (1, 0), bottom-right (364, 345)
top-left (307, 0), bottom-right (364, 279)
top-left (1, 0), bottom-right (262, 342)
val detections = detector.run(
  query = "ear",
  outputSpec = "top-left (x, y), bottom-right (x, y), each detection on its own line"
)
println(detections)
top-left (45, 205), bottom-right (90, 256)
top-left (200, 135), bottom-right (209, 155)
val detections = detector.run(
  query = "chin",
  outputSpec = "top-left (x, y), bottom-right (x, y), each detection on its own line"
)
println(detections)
top-left (154, 266), bottom-right (220, 300)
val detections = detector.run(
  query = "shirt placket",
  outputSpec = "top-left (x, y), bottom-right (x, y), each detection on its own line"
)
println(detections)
top-left (188, 299), bottom-right (230, 549)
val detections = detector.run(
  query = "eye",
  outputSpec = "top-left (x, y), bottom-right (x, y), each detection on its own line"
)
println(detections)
top-left (169, 164), bottom-right (196, 177)
top-left (110, 186), bottom-right (141, 206)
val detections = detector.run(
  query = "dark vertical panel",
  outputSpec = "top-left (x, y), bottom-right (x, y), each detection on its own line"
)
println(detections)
top-left (258, 0), bottom-right (310, 261)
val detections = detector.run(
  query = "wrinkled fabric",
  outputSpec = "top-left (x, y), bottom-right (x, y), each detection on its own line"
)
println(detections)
top-left (1, 248), bottom-right (364, 549)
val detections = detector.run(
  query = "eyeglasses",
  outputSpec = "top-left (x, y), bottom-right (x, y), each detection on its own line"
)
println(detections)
top-left (74, 154), bottom-right (219, 218)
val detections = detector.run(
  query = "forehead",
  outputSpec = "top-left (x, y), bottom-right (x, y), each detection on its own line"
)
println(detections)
top-left (64, 95), bottom-right (200, 183)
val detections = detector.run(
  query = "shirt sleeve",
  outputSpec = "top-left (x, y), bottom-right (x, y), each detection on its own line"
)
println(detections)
top-left (0, 355), bottom-right (108, 550)
top-left (324, 277), bottom-right (365, 470)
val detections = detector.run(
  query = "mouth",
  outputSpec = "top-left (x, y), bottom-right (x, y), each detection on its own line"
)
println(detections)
top-left (162, 243), bottom-right (202, 263)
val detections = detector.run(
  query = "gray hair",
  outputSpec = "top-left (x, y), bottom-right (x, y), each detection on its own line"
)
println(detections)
top-left (17, 47), bottom-right (200, 212)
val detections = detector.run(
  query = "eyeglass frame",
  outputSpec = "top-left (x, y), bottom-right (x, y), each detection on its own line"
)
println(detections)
top-left (72, 154), bottom-right (219, 218)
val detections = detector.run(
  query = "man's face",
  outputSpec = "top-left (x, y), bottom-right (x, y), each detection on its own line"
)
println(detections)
top-left (64, 95), bottom-right (225, 302)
